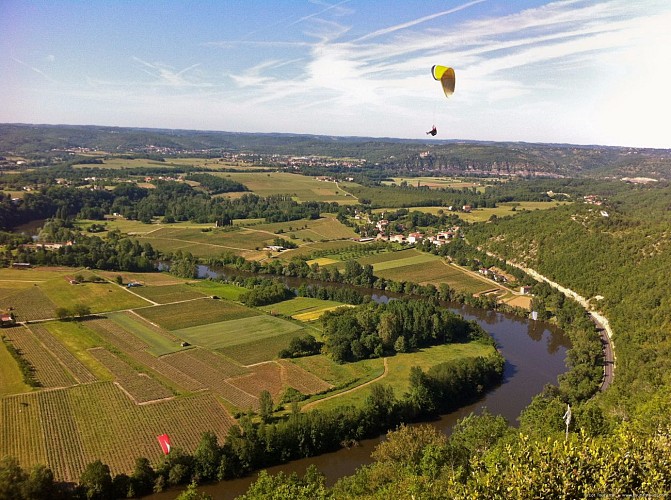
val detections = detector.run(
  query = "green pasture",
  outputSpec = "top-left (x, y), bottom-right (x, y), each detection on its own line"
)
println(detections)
top-left (216, 172), bottom-right (358, 204)
top-left (174, 314), bottom-right (303, 350)
top-left (39, 276), bottom-right (151, 313)
top-left (107, 312), bottom-right (183, 356)
top-left (0, 338), bottom-right (30, 395)
top-left (313, 342), bottom-right (497, 411)
top-left (0, 267), bottom-right (80, 282)
top-left (130, 284), bottom-right (207, 304)
top-left (134, 298), bottom-right (259, 331)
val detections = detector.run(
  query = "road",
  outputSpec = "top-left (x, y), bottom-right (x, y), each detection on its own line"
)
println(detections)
top-left (501, 260), bottom-right (616, 392)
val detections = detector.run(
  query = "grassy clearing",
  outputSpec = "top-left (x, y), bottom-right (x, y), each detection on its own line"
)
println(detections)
top-left (313, 342), bottom-right (497, 411)
top-left (250, 215), bottom-right (357, 242)
top-left (278, 240), bottom-right (366, 260)
top-left (175, 314), bottom-right (303, 350)
top-left (135, 298), bottom-right (259, 331)
top-left (107, 312), bottom-right (184, 356)
top-left (94, 270), bottom-right (190, 286)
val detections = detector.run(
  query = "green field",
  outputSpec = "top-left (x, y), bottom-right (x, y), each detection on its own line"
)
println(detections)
top-left (359, 248), bottom-right (439, 271)
top-left (135, 298), bottom-right (260, 330)
top-left (217, 332), bottom-right (300, 365)
top-left (217, 172), bottom-right (358, 204)
top-left (174, 314), bottom-right (303, 350)
top-left (0, 338), bottom-right (30, 396)
top-left (251, 215), bottom-right (357, 242)
top-left (312, 342), bottom-right (497, 411)
top-left (107, 312), bottom-right (184, 356)
top-left (40, 277), bottom-right (151, 313)
top-left (185, 280), bottom-right (248, 301)
top-left (292, 355), bottom-right (385, 389)
top-left (130, 283), bottom-right (208, 304)
top-left (260, 297), bottom-right (348, 322)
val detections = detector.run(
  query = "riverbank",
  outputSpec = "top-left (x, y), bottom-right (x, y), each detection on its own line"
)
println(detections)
top-left (503, 259), bottom-right (615, 390)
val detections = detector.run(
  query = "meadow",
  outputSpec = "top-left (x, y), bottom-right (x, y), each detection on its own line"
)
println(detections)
top-left (259, 297), bottom-right (349, 322)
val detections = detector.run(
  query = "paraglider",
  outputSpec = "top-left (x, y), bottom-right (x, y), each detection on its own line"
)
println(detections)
top-left (426, 65), bottom-right (455, 136)
top-left (157, 434), bottom-right (171, 455)
top-left (431, 65), bottom-right (455, 98)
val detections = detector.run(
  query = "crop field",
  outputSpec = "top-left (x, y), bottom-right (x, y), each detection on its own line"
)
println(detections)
top-left (228, 360), bottom-right (332, 401)
top-left (27, 324), bottom-right (99, 384)
top-left (1, 382), bottom-right (235, 481)
top-left (95, 270), bottom-right (190, 286)
top-left (2, 326), bottom-right (75, 388)
top-left (217, 331), bottom-right (301, 366)
top-left (174, 314), bottom-right (303, 350)
top-left (458, 201), bottom-right (570, 222)
top-left (133, 226), bottom-right (275, 258)
top-left (1, 286), bottom-right (57, 322)
top-left (214, 172), bottom-right (357, 204)
top-left (107, 312), bottom-right (185, 356)
top-left (250, 215), bottom-right (358, 242)
top-left (359, 249), bottom-right (439, 272)
top-left (383, 177), bottom-right (482, 190)
top-left (135, 298), bottom-right (260, 331)
top-left (291, 355), bottom-right (385, 390)
top-left (88, 347), bottom-right (173, 403)
top-left (374, 259), bottom-right (494, 294)
top-left (186, 280), bottom-right (247, 301)
top-left (260, 297), bottom-right (348, 322)
top-left (313, 342), bottom-right (497, 411)
top-left (340, 184), bottom-right (458, 208)
top-left (278, 239), bottom-right (367, 260)
top-left (130, 283), bottom-right (208, 304)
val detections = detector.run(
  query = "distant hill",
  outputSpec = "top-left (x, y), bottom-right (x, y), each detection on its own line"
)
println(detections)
top-left (1, 123), bottom-right (670, 179)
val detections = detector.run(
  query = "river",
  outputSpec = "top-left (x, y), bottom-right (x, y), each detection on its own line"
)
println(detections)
top-left (150, 266), bottom-right (569, 499)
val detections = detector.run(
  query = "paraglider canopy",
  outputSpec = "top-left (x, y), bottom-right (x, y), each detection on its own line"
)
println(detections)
top-left (431, 65), bottom-right (455, 98)
top-left (157, 434), bottom-right (171, 455)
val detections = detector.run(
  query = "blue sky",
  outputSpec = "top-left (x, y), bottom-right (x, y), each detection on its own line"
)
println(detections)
top-left (2, 0), bottom-right (670, 148)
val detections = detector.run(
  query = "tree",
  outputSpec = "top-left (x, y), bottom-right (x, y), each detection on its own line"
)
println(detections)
top-left (21, 464), bottom-right (55, 500)
top-left (79, 460), bottom-right (113, 500)
top-left (259, 390), bottom-right (274, 424)
top-left (0, 456), bottom-right (25, 500)
top-left (193, 432), bottom-right (221, 481)
top-left (176, 481), bottom-right (212, 500)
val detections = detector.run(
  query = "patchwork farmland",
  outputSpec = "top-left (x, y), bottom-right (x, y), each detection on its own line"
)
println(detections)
top-left (0, 267), bottom-right (336, 480)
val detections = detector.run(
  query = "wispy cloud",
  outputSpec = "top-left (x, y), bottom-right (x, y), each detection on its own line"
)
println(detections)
top-left (131, 57), bottom-right (206, 88)
top-left (11, 57), bottom-right (58, 83)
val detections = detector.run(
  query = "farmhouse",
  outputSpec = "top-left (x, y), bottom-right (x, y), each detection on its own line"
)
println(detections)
top-left (389, 234), bottom-right (405, 243)
top-left (1, 313), bottom-right (16, 327)
top-left (520, 285), bottom-right (533, 295)
top-left (407, 232), bottom-right (423, 244)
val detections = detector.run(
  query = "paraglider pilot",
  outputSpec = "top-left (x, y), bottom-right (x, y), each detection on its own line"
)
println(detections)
top-left (426, 126), bottom-right (437, 136)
